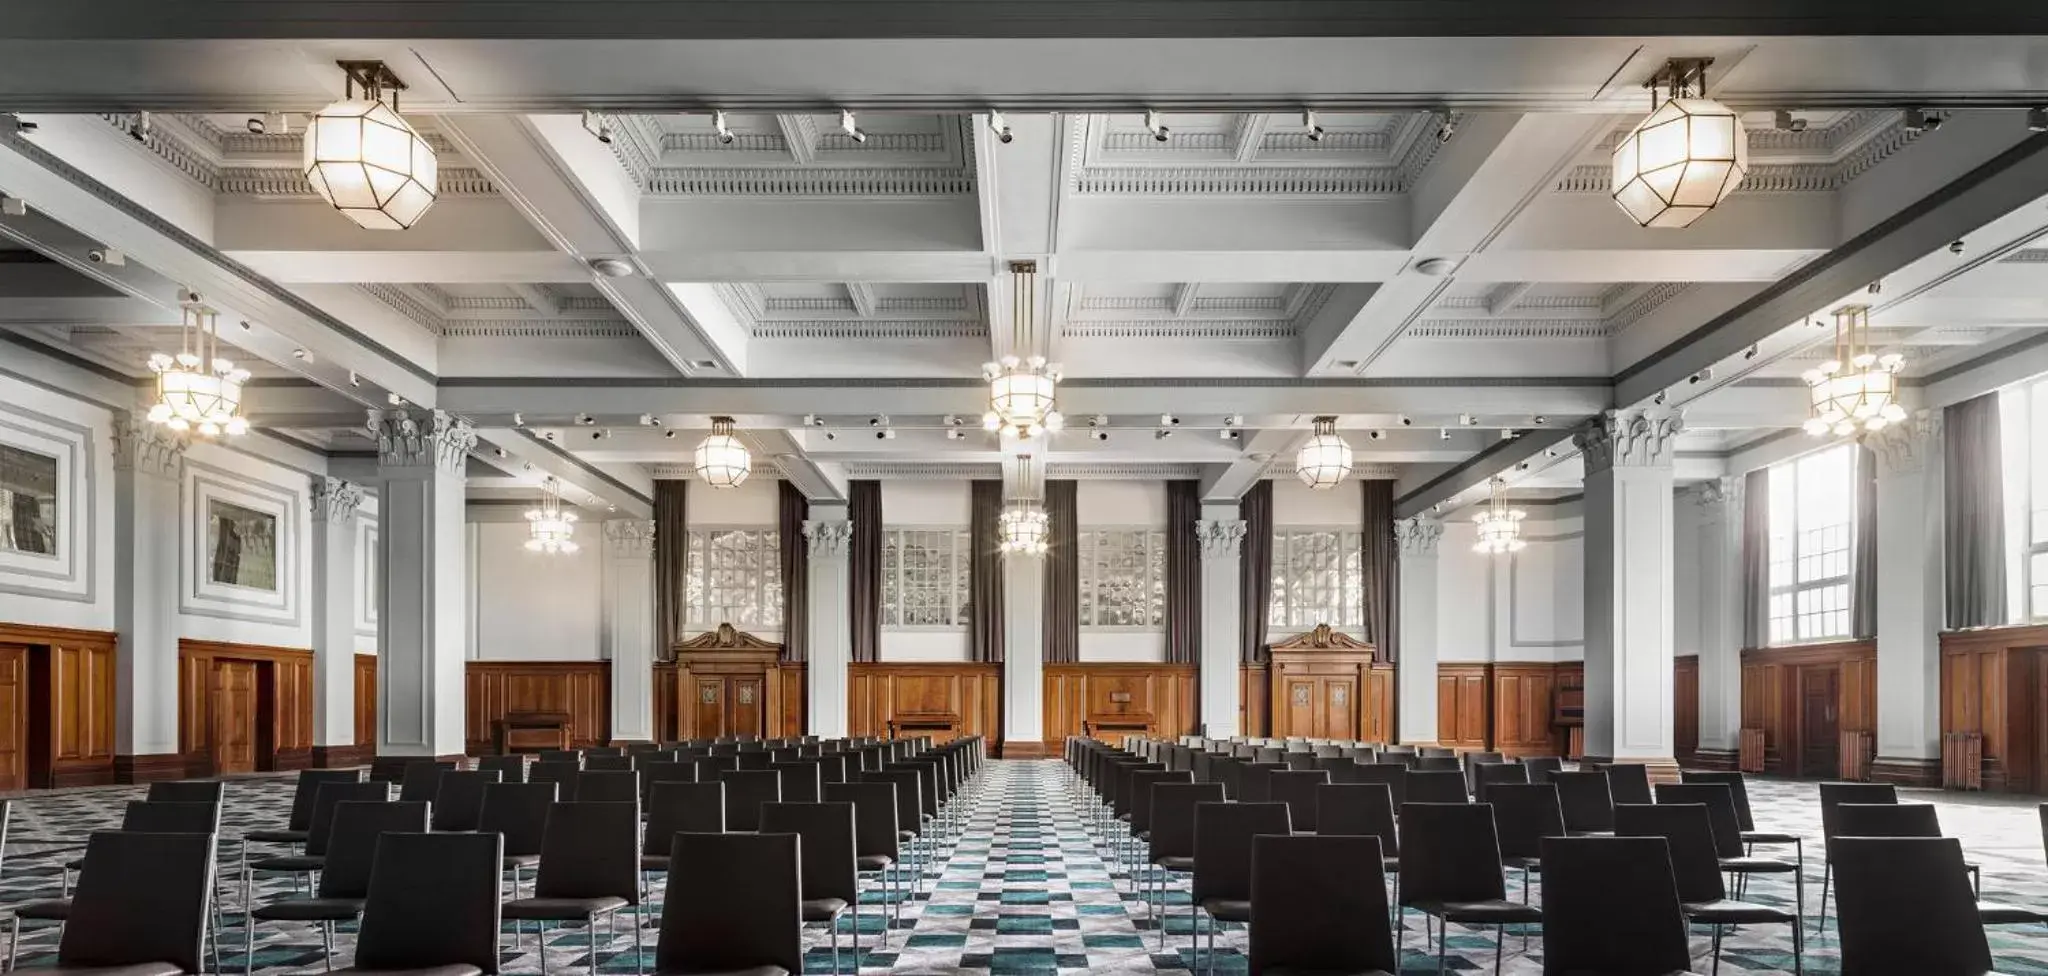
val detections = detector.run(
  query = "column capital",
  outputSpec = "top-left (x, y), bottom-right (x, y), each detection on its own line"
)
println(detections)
top-left (311, 477), bottom-right (367, 524)
top-left (1195, 518), bottom-right (1247, 559)
top-left (368, 408), bottom-right (476, 474)
top-left (1395, 516), bottom-right (1444, 557)
top-left (1686, 475), bottom-right (1736, 513)
top-left (1869, 409), bottom-right (1942, 477)
top-left (110, 415), bottom-right (185, 479)
top-left (1574, 407), bottom-right (1683, 474)
top-left (604, 519), bottom-right (656, 556)
top-left (803, 519), bottom-right (854, 558)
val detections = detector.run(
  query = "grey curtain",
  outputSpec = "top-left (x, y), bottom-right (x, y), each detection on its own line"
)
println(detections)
top-left (1946, 393), bottom-right (2007, 629)
top-left (654, 479), bottom-right (687, 660)
top-left (1043, 480), bottom-right (1079, 664)
top-left (1163, 481), bottom-right (1201, 665)
top-left (969, 480), bottom-right (1006, 663)
top-left (1851, 446), bottom-right (1878, 640)
top-left (1741, 467), bottom-right (1769, 650)
top-left (1239, 479), bottom-right (1273, 664)
top-left (849, 480), bottom-right (882, 663)
top-left (778, 481), bottom-right (809, 663)
top-left (1362, 479), bottom-right (1398, 663)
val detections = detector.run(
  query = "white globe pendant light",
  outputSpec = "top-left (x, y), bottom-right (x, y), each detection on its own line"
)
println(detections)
top-left (303, 61), bottom-right (438, 230)
top-left (1295, 416), bottom-right (1353, 489)
top-left (1611, 58), bottom-right (1748, 229)
top-left (694, 416), bottom-right (753, 488)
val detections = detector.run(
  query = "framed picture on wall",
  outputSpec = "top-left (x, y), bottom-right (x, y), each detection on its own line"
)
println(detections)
top-left (206, 497), bottom-right (279, 591)
top-left (0, 443), bottom-right (59, 557)
top-left (184, 460), bottom-right (300, 626)
top-left (0, 404), bottom-right (92, 605)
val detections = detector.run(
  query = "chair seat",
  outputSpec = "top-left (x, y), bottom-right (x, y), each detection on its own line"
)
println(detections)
top-left (1979, 902), bottom-right (2048, 925)
top-left (1422, 900), bottom-right (1544, 924)
top-left (252, 897), bottom-right (367, 921)
top-left (641, 854), bottom-right (672, 872)
top-left (799, 897), bottom-right (849, 922)
top-left (333, 967), bottom-right (485, 976)
top-left (898, 830), bottom-right (917, 842)
top-left (12, 898), bottom-right (71, 921)
top-left (1720, 856), bottom-right (1795, 874)
top-left (1566, 830), bottom-right (1615, 838)
top-left (503, 854), bottom-right (541, 870)
top-left (1200, 898), bottom-right (1252, 922)
top-left (1501, 855), bottom-right (1542, 871)
top-left (37, 964), bottom-right (191, 976)
top-left (503, 896), bottom-right (631, 920)
top-left (1683, 899), bottom-right (1796, 925)
top-left (856, 855), bottom-right (894, 872)
top-left (1741, 830), bottom-right (1800, 845)
top-left (1153, 855), bottom-right (1195, 872)
top-left (1382, 856), bottom-right (1400, 873)
top-left (250, 854), bottom-right (324, 873)
top-left (63, 857), bottom-right (83, 871)
top-left (244, 829), bottom-right (309, 845)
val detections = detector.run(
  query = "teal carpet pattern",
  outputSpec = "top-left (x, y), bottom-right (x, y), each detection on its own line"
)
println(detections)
top-left (4, 761), bottom-right (2048, 973)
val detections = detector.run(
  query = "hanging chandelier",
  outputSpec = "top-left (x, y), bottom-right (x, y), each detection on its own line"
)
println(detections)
top-left (145, 294), bottom-right (250, 438)
top-left (304, 60), bottom-right (438, 231)
top-left (982, 260), bottom-right (1065, 440)
top-left (998, 456), bottom-right (1051, 555)
top-left (1295, 415), bottom-right (1353, 489)
top-left (694, 416), bottom-right (752, 488)
top-left (1801, 304), bottom-right (1907, 437)
top-left (524, 477), bottom-right (580, 555)
top-left (1472, 478), bottom-right (1526, 556)
top-left (1611, 57), bottom-right (1748, 229)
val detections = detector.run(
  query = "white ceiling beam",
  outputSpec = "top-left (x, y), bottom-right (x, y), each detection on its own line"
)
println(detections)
top-left (1170, 281), bottom-right (1200, 318)
top-left (747, 426), bottom-right (848, 502)
top-left (1392, 427), bottom-right (1572, 518)
top-left (775, 115), bottom-right (820, 165)
top-left (844, 282), bottom-right (877, 318)
top-left (508, 282), bottom-right (562, 316)
top-left (1198, 427), bottom-right (1303, 502)
top-left (1229, 113), bottom-right (1272, 164)
top-left (472, 426), bottom-right (655, 518)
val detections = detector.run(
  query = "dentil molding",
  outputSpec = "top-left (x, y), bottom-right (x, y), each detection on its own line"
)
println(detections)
top-left (803, 519), bottom-right (855, 558)
top-left (604, 519), bottom-right (657, 556)
top-left (1195, 519), bottom-right (1247, 559)
top-left (368, 409), bottom-right (477, 474)
top-left (1573, 408), bottom-right (1683, 474)
top-left (311, 477), bottom-right (367, 524)
top-left (1868, 409), bottom-right (1942, 476)
top-left (1395, 517), bottom-right (1444, 557)
top-left (110, 415), bottom-right (185, 479)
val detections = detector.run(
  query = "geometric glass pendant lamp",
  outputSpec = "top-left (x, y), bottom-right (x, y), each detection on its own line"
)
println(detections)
top-left (1611, 57), bottom-right (1748, 229)
top-left (303, 60), bottom-right (439, 230)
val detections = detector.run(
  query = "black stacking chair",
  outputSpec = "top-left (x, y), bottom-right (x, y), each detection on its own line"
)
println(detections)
top-left (478, 755), bottom-right (527, 783)
top-left (1539, 836), bottom-right (1698, 976)
top-left (586, 754), bottom-right (635, 772)
top-left (1147, 782), bottom-right (1224, 944)
top-left (1395, 802), bottom-right (1540, 975)
top-left (41, 832), bottom-right (214, 976)
top-left (397, 760), bottom-right (458, 804)
top-left (1681, 769), bottom-right (1800, 859)
top-left (577, 769), bottom-right (643, 804)
top-left (1344, 746), bottom-right (1381, 765)
top-left (433, 770), bottom-right (503, 832)
top-left (586, 746), bottom-right (626, 759)
top-left (503, 802), bottom-right (643, 972)
top-left (539, 749), bottom-right (582, 763)
top-left (640, 760), bottom-right (697, 800)
top-left (345, 831), bottom-right (505, 976)
top-left (1462, 752), bottom-right (1506, 795)
top-left (1519, 756), bottom-right (1563, 784)
top-left (768, 761), bottom-right (823, 803)
top-left (1190, 801), bottom-right (1292, 975)
top-left (1125, 769), bottom-right (1190, 886)
top-left (247, 800), bottom-right (429, 972)
top-left (736, 751), bottom-right (773, 771)
top-left (367, 756), bottom-right (411, 783)
top-left (1657, 782), bottom-right (1800, 907)
top-left (1212, 758), bottom-right (1247, 801)
top-left (656, 833), bottom-right (803, 976)
top-left (1817, 781), bottom-right (1897, 934)
top-left (1267, 769), bottom-right (1330, 833)
top-left (1316, 783), bottom-right (1401, 877)
top-left (1553, 770), bottom-right (1616, 835)
top-left (1253, 746), bottom-right (1285, 765)
top-left (1616, 802), bottom-right (1802, 974)
top-left (249, 780), bottom-right (390, 894)
top-left (148, 779), bottom-right (227, 806)
top-left (1356, 763), bottom-right (1408, 809)
top-left (1829, 802), bottom-right (2036, 927)
top-left (1249, 835), bottom-right (1397, 976)
top-left (1282, 752), bottom-right (1318, 771)
top-left (640, 781), bottom-right (727, 904)
top-left (10, 800), bottom-right (225, 972)
top-left (1489, 783), bottom-right (1564, 903)
top-left (1311, 744), bottom-right (1344, 759)
top-left (1832, 837), bottom-right (1994, 976)
top-left (1312, 755), bottom-right (1359, 783)
top-left (1406, 769), bottom-right (1470, 804)
top-left (243, 769), bottom-right (363, 864)
top-left (1598, 763), bottom-right (1653, 805)
top-left (1472, 762), bottom-right (1530, 803)
top-left (825, 782), bottom-right (904, 936)
top-left (479, 781), bottom-right (558, 897)
top-left (718, 769), bottom-right (783, 832)
top-left (530, 759), bottom-right (583, 801)
top-left (693, 755), bottom-right (738, 782)
top-left (1419, 746), bottom-right (1456, 759)
top-left (861, 768), bottom-right (929, 894)
top-left (59, 789), bottom-right (221, 894)
top-left (759, 801), bottom-right (862, 971)
top-left (1414, 756), bottom-right (1463, 773)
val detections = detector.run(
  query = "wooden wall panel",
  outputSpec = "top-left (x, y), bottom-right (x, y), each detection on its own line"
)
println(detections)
top-left (1673, 655), bottom-right (1699, 762)
top-left (178, 639), bottom-right (315, 775)
top-left (1438, 663), bottom-right (1492, 750)
top-left (1238, 665), bottom-right (1269, 738)
top-left (464, 661), bottom-right (610, 752)
top-left (1940, 624), bottom-right (2048, 792)
top-left (1042, 663), bottom-right (1197, 745)
top-left (0, 645), bottom-right (25, 791)
top-left (653, 662), bottom-right (677, 743)
top-left (1739, 639), bottom-right (1874, 778)
top-left (1491, 663), bottom-right (1558, 758)
top-left (0, 625), bottom-right (117, 787)
top-left (354, 655), bottom-right (377, 749)
top-left (775, 662), bottom-right (807, 741)
top-left (846, 663), bottom-right (1001, 745)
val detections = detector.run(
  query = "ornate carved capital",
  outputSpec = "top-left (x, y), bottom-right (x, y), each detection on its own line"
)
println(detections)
top-left (803, 519), bottom-right (854, 558)
top-left (1574, 407), bottom-right (1683, 475)
top-left (1868, 409), bottom-right (1941, 477)
top-left (604, 519), bottom-right (656, 556)
top-left (1395, 517), bottom-right (1444, 557)
top-left (367, 408), bottom-right (476, 474)
top-left (311, 477), bottom-right (366, 524)
top-left (1688, 475), bottom-right (1734, 512)
top-left (110, 415), bottom-right (185, 479)
top-left (1194, 518), bottom-right (1247, 559)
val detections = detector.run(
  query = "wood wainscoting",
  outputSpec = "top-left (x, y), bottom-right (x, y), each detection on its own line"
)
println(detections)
top-left (352, 655), bottom-right (377, 755)
top-left (1492, 662), bottom-right (1566, 758)
top-left (1043, 663), bottom-right (1197, 746)
top-left (464, 661), bottom-right (610, 753)
top-left (1940, 624), bottom-right (2048, 793)
top-left (177, 639), bottom-right (315, 776)
top-left (847, 662), bottom-right (1001, 747)
top-left (1740, 640), bottom-right (1875, 778)
top-left (1438, 663), bottom-right (1492, 750)
top-left (1674, 654), bottom-right (1700, 763)
top-left (1266, 627), bottom-right (1393, 743)
top-left (1238, 665), bottom-right (1269, 738)
top-left (0, 624), bottom-right (117, 789)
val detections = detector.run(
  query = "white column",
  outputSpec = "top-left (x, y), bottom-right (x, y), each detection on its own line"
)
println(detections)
top-left (1196, 507), bottom-right (1246, 738)
top-left (803, 505), bottom-right (854, 739)
top-left (1395, 517), bottom-right (1444, 745)
top-left (1689, 478), bottom-right (1744, 762)
top-left (604, 520), bottom-right (657, 743)
top-left (1003, 549), bottom-right (1045, 754)
top-left (1872, 411), bottom-right (1945, 783)
top-left (1576, 408), bottom-right (1682, 769)
top-left (371, 409), bottom-right (475, 759)
top-left (111, 415), bottom-right (184, 774)
top-left (311, 477), bottom-right (366, 759)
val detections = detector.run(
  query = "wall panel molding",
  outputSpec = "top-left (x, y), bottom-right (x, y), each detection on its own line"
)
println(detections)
top-left (464, 660), bottom-right (611, 752)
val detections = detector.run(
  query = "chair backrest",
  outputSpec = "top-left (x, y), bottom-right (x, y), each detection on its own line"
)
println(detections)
top-left (476, 755), bottom-right (525, 784)
top-left (120, 800), bottom-right (222, 834)
top-left (1239, 761), bottom-right (1288, 803)
top-left (1311, 744), bottom-right (1344, 759)
top-left (1418, 746), bottom-right (1456, 759)
top-left (1833, 837), bottom-right (1993, 976)
top-left (1148, 782), bottom-right (1225, 861)
top-left (308, 781), bottom-right (392, 855)
top-left (1282, 752), bottom-right (1318, 771)
top-left (584, 754), bottom-right (634, 772)
top-left (1519, 756), bottom-right (1564, 785)
top-left (1489, 783), bottom-right (1565, 860)
top-left (1679, 770), bottom-right (1758, 831)
top-left (1653, 782), bottom-right (1745, 858)
top-left (1595, 763), bottom-right (1652, 805)
top-left (1472, 762), bottom-right (1529, 803)
top-left (1831, 802), bottom-right (1941, 840)
top-left (1343, 746), bottom-right (1379, 765)
top-left (736, 750), bottom-right (773, 771)
top-left (1249, 834), bottom-right (1396, 976)
top-left (1405, 769), bottom-right (1469, 804)
top-left (538, 749), bottom-right (582, 763)
top-left (1613, 803), bottom-right (1725, 903)
top-left (575, 769), bottom-right (642, 805)
top-left (719, 769), bottom-right (784, 832)
top-left (1353, 762), bottom-right (1407, 808)
top-left (758, 801), bottom-right (859, 905)
top-left (814, 754), bottom-right (848, 785)
top-left (1267, 770), bottom-right (1331, 832)
top-left (478, 781), bottom-right (558, 858)
top-left (1538, 836), bottom-right (1694, 975)
top-left (768, 761), bottom-right (823, 803)
top-left (1461, 752), bottom-right (1505, 795)
top-left (1311, 756), bottom-right (1359, 783)
top-left (1315, 783), bottom-right (1398, 856)
top-left (642, 760), bottom-right (697, 788)
top-left (353, 832), bottom-right (505, 975)
top-left (145, 779), bottom-right (226, 806)
top-left (533, 802), bottom-right (641, 905)
top-left (1819, 782), bottom-right (1899, 848)
top-left (585, 746), bottom-right (625, 758)
top-left (1394, 802), bottom-right (1507, 905)
top-left (368, 756), bottom-right (411, 784)
top-left (1253, 746), bottom-right (1285, 764)
top-left (658, 832), bottom-right (804, 976)
top-left (1129, 769), bottom-right (1190, 834)
top-left (1413, 755), bottom-right (1462, 773)
top-left (282, 770), bottom-right (366, 830)
top-left (646, 781), bottom-right (727, 852)
top-left (320, 800), bottom-right (430, 899)
top-left (1552, 770), bottom-right (1615, 833)
top-left (823, 782), bottom-right (900, 861)
top-left (859, 768), bottom-right (924, 834)
top-left (431, 770), bottom-right (503, 832)
top-left (1190, 801), bottom-right (1291, 903)
top-left (528, 759), bottom-right (582, 801)
top-left (58, 831), bottom-right (214, 973)
top-left (693, 755), bottom-right (739, 781)
top-left (397, 760), bottom-right (458, 804)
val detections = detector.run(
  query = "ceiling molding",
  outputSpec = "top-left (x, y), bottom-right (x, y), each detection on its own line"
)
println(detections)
top-left (748, 320), bottom-right (989, 340)
top-left (1409, 282), bottom-right (1689, 340)
top-left (1048, 462), bottom-right (1203, 480)
top-left (358, 283), bottom-right (636, 338)
top-left (842, 461), bottom-right (1002, 480)
top-left (1068, 112), bottom-right (1445, 198)
top-left (641, 116), bottom-right (976, 197)
top-left (108, 114), bottom-right (497, 197)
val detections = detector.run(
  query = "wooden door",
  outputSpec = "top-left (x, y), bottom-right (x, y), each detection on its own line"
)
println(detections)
top-left (1321, 678), bottom-right (1358, 741)
top-left (727, 677), bottom-right (764, 739)
top-left (1283, 680), bottom-right (1316, 738)
top-left (1800, 667), bottom-right (1840, 778)
top-left (0, 646), bottom-right (25, 791)
top-left (693, 679), bottom-right (725, 741)
top-left (211, 662), bottom-right (259, 775)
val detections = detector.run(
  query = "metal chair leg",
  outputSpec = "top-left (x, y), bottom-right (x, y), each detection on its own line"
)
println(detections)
top-left (1437, 916), bottom-right (1449, 976)
top-left (10, 913), bottom-right (22, 973)
top-left (323, 920), bottom-right (334, 972)
top-left (1711, 924), bottom-right (1723, 976)
top-left (1816, 862), bottom-right (1830, 936)
top-left (1495, 923), bottom-right (1505, 976)
top-left (590, 912), bottom-right (600, 976)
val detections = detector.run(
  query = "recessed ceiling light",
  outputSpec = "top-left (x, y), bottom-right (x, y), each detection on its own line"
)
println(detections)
top-left (1413, 257), bottom-right (1461, 277)
top-left (589, 257), bottom-right (635, 278)
top-left (690, 360), bottom-right (719, 370)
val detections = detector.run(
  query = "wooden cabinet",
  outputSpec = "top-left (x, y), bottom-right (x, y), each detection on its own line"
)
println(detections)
top-left (1265, 626), bottom-right (1393, 742)
top-left (670, 625), bottom-right (795, 741)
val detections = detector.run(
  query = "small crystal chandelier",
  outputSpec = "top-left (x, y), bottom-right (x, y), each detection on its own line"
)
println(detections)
top-left (981, 261), bottom-right (1065, 440)
top-left (998, 456), bottom-right (1051, 556)
top-left (303, 60), bottom-right (438, 230)
top-left (524, 477), bottom-right (579, 555)
top-left (1472, 478), bottom-right (1526, 556)
top-left (146, 294), bottom-right (250, 438)
top-left (1611, 58), bottom-right (1748, 229)
top-left (1801, 304), bottom-right (1907, 437)
top-left (694, 416), bottom-right (752, 488)
top-left (1295, 415), bottom-right (1353, 489)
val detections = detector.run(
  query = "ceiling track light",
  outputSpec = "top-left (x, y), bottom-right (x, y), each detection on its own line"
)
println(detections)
top-left (1144, 110), bottom-right (1169, 142)
top-left (1433, 110), bottom-right (1457, 144)
top-left (988, 111), bottom-right (1013, 144)
top-left (580, 110), bottom-right (613, 145)
top-left (1302, 109), bottom-right (1323, 142)
top-left (1459, 414), bottom-right (1478, 426)
top-left (946, 428), bottom-right (966, 440)
top-left (1774, 109), bottom-right (1807, 132)
top-left (840, 109), bottom-right (867, 143)
top-left (1903, 108), bottom-right (1943, 134)
top-left (713, 110), bottom-right (735, 145)
top-left (2030, 107), bottom-right (2048, 133)
top-left (1438, 428), bottom-right (1452, 441)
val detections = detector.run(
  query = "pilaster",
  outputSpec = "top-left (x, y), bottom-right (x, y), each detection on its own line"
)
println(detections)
top-left (311, 477), bottom-right (367, 757)
top-left (1871, 411), bottom-right (1945, 784)
top-left (1395, 516), bottom-right (1445, 745)
top-left (1196, 506), bottom-right (1246, 737)
top-left (111, 414), bottom-right (185, 768)
top-left (604, 519), bottom-right (657, 743)
top-left (1688, 477), bottom-right (1744, 764)
top-left (803, 507), bottom-right (854, 738)
top-left (369, 408), bottom-right (475, 758)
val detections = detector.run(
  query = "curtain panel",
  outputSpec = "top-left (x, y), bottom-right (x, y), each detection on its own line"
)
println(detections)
top-left (1945, 393), bottom-right (2007, 628)
top-left (1239, 479), bottom-right (1274, 664)
top-left (778, 481), bottom-right (810, 662)
top-left (1361, 479), bottom-right (1398, 663)
top-left (969, 480), bottom-right (1007, 663)
top-left (1163, 480), bottom-right (1201, 665)
top-left (1741, 467), bottom-right (1769, 650)
top-left (848, 480), bottom-right (882, 663)
top-left (1042, 480), bottom-right (1080, 664)
top-left (653, 479), bottom-right (688, 661)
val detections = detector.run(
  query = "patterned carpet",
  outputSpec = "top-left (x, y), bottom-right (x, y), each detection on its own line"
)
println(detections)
top-left (2, 761), bottom-right (2047, 973)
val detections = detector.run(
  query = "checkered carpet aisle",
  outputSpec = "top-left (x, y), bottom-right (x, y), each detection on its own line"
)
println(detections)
top-left (3, 765), bottom-right (2048, 973)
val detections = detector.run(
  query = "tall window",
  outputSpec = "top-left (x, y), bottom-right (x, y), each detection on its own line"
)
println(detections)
top-left (683, 528), bottom-right (781, 631)
top-left (1999, 379), bottom-right (2048, 620)
top-left (1766, 445), bottom-right (1856, 644)
top-left (882, 528), bottom-right (972, 627)
top-left (1079, 529), bottom-right (1165, 628)
top-left (1268, 529), bottom-right (1365, 632)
